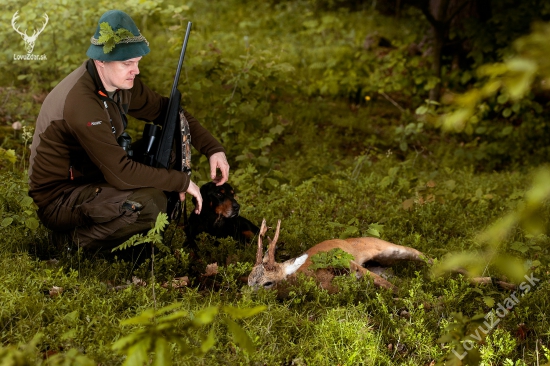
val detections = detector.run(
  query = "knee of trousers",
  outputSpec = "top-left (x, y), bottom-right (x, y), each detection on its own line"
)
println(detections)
top-left (127, 188), bottom-right (168, 222)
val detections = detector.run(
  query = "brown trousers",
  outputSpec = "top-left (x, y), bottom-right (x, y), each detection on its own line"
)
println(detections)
top-left (38, 182), bottom-right (167, 251)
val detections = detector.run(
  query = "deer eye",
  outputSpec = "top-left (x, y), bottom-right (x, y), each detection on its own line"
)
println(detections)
top-left (263, 281), bottom-right (274, 289)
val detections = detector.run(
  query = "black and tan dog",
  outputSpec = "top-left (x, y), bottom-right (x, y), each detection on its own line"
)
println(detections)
top-left (186, 182), bottom-right (259, 245)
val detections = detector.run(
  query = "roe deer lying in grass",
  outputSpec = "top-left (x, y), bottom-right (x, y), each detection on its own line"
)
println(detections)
top-left (247, 219), bottom-right (432, 293)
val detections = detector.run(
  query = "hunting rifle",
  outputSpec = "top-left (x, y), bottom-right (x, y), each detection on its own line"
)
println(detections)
top-left (140, 21), bottom-right (193, 220)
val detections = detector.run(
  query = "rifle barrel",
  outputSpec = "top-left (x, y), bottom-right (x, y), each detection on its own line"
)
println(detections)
top-left (169, 21), bottom-right (192, 101)
top-left (154, 21), bottom-right (193, 169)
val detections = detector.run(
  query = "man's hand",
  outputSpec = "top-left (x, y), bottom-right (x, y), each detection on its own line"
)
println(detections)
top-left (209, 152), bottom-right (230, 186)
top-left (179, 180), bottom-right (202, 214)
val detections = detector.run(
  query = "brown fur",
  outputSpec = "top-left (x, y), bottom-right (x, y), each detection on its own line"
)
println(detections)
top-left (248, 220), bottom-right (431, 293)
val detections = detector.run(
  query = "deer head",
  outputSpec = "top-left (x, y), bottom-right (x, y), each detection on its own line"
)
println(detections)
top-left (247, 219), bottom-right (308, 290)
top-left (12, 11), bottom-right (49, 54)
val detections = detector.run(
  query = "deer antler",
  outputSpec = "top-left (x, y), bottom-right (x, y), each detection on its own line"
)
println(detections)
top-left (265, 219), bottom-right (281, 271)
top-left (255, 219), bottom-right (268, 265)
top-left (11, 12), bottom-right (48, 39)
top-left (31, 13), bottom-right (49, 38)
top-left (11, 11), bottom-right (26, 37)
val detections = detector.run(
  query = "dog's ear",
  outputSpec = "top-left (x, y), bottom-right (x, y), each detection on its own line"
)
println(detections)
top-left (200, 182), bottom-right (214, 196)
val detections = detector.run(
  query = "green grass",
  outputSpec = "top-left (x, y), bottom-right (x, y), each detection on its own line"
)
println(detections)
top-left (1, 0), bottom-right (550, 364)
top-left (1, 98), bottom-right (549, 364)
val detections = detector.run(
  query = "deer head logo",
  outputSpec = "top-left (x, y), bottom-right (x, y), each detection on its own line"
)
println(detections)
top-left (11, 11), bottom-right (49, 54)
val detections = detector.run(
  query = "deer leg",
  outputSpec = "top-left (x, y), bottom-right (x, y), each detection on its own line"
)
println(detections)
top-left (370, 245), bottom-right (432, 266)
top-left (350, 260), bottom-right (397, 293)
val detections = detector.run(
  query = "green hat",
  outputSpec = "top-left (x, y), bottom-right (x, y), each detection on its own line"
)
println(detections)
top-left (86, 10), bottom-right (150, 61)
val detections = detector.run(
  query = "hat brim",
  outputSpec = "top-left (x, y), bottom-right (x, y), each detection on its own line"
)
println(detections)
top-left (86, 41), bottom-right (150, 61)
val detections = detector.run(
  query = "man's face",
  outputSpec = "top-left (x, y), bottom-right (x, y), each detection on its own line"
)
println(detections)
top-left (95, 57), bottom-right (142, 91)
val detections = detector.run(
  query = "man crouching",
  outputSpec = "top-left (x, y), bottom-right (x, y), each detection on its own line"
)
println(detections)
top-left (28, 10), bottom-right (229, 251)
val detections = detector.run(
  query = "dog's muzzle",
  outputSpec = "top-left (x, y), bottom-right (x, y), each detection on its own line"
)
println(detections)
top-left (229, 201), bottom-right (240, 218)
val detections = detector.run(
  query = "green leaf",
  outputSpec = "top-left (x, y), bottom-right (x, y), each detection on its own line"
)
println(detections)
top-left (415, 105), bottom-right (428, 115)
top-left (152, 213), bottom-right (170, 235)
top-left (310, 248), bottom-right (354, 270)
top-left (493, 255), bottom-right (526, 283)
top-left (122, 341), bottom-right (150, 366)
top-left (152, 338), bottom-right (171, 366)
top-left (432, 252), bottom-right (486, 277)
top-left (504, 57), bottom-right (537, 100)
top-left (25, 218), bottom-right (39, 230)
top-left (116, 28), bottom-right (135, 40)
top-left (367, 223), bottom-right (384, 237)
top-left (20, 196), bottom-right (34, 207)
top-left (259, 137), bottom-right (273, 148)
top-left (64, 310), bottom-right (79, 322)
top-left (265, 178), bottom-right (279, 188)
top-left (347, 218), bottom-right (359, 226)
top-left (339, 226), bottom-right (359, 239)
top-left (60, 328), bottom-right (77, 340)
top-left (501, 125), bottom-right (513, 135)
top-left (192, 306), bottom-right (219, 326)
top-left (156, 302), bottom-right (185, 316)
top-left (497, 93), bottom-right (509, 104)
top-left (1, 149), bottom-right (17, 163)
top-left (483, 296), bottom-right (495, 308)
top-left (112, 332), bottom-right (142, 352)
top-left (97, 22), bottom-right (114, 43)
top-left (269, 124), bottom-right (284, 135)
top-left (98, 22), bottom-right (136, 54)
top-left (510, 241), bottom-right (529, 253)
top-left (120, 309), bottom-right (156, 325)
top-left (1, 218), bottom-right (13, 227)
top-left (257, 156), bottom-right (269, 166)
top-left (366, 228), bottom-right (380, 238)
top-left (200, 329), bottom-right (216, 354)
top-left (442, 108), bottom-right (473, 132)
top-left (224, 318), bottom-right (255, 354)
top-left (158, 310), bottom-right (189, 324)
top-left (475, 126), bottom-right (487, 134)
top-left (222, 305), bottom-right (267, 319)
top-left (261, 114), bottom-right (273, 125)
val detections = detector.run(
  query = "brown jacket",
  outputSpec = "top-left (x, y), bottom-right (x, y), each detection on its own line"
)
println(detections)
top-left (29, 59), bottom-right (224, 208)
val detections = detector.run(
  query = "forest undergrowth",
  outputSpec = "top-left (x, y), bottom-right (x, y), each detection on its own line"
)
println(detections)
top-left (1, 0), bottom-right (550, 365)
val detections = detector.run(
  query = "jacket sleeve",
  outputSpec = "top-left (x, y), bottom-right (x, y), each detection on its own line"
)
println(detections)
top-left (184, 110), bottom-right (226, 158)
top-left (64, 91), bottom-right (191, 193)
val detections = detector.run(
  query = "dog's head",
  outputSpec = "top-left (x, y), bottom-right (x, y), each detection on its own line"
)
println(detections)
top-left (195, 182), bottom-right (240, 220)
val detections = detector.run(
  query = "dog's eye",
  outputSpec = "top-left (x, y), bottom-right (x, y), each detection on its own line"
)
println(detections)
top-left (215, 193), bottom-right (223, 197)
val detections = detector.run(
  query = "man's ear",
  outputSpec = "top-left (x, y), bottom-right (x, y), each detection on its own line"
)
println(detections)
top-left (93, 59), bottom-right (105, 68)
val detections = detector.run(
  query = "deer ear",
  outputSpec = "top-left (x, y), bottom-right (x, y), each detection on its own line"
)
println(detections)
top-left (283, 254), bottom-right (308, 276)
